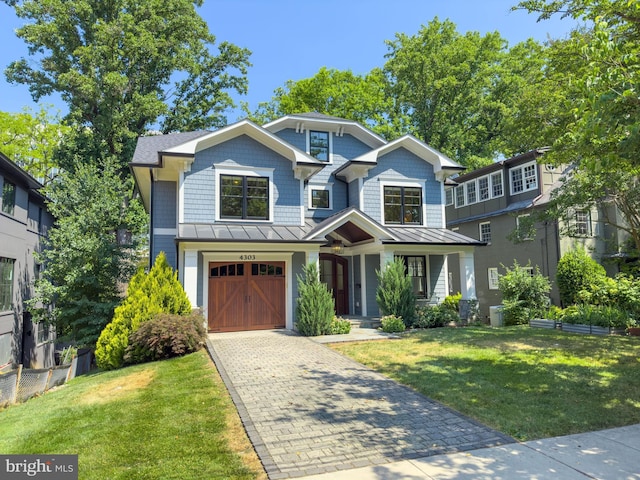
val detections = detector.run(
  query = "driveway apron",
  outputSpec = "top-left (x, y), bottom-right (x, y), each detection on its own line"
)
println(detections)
top-left (206, 330), bottom-right (514, 479)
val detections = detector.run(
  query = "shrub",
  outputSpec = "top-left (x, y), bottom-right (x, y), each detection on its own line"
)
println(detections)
top-left (376, 258), bottom-right (416, 326)
top-left (442, 293), bottom-right (462, 312)
top-left (380, 314), bottom-right (406, 333)
top-left (296, 262), bottom-right (335, 336)
top-left (124, 311), bottom-right (206, 365)
top-left (560, 304), bottom-right (634, 328)
top-left (329, 316), bottom-right (351, 335)
top-left (556, 248), bottom-right (607, 306)
top-left (498, 260), bottom-right (551, 326)
top-left (95, 252), bottom-right (192, 370)
top-left (413, 305), bottom-right (458, 328)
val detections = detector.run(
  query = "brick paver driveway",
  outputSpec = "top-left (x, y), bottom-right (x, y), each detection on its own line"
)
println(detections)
top-left (206, 330), bottom-right (514, 479)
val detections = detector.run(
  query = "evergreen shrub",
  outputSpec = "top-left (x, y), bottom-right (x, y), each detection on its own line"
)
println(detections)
top-left (296, 263), bottom-right (335, 336)
top-left (95, 252), bottom-right (191, 370)
top-left (376, 258), bottom-right (416, 326)
top-left (556, 248), bottom-right (607, 306)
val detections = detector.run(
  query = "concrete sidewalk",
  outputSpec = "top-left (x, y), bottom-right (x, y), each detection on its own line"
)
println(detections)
top-left (298, 424), bottom-right (640, 479)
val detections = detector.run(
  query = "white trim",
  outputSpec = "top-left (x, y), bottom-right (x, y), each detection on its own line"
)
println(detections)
top-left (183, 250), bottom-right (198, 306)
top-left (299, 178), bottom-right (305, 225)
top-left (308, 183), bottom-right (333, 210)
top-left (214, 166), bottom-right (274, 222)
top-left (488, 267), bottom-right (499, 290)
top-left (306, 129), bottom-right (333, 164)
top-left (178, 172), bottom-right (185, 223)
top-left (479, 221), bottom-right (491, 244)
top-left (358, 178), bottom-right (364, 210)
top-left (379, 179), bottom-right (425, 226)
top-left (360, 254), bottom-right (367, 317)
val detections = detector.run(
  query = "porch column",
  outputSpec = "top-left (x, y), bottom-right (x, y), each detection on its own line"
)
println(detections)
top-left (184, 250), bottom-right (198, 309)
top-left (379, 250), bottom-right (394, 270)
top-left (306, 251), bottom-right (319, 273)
top-left (458, 250), bottom-right (477, 320)
top-left (360, 254), bottom-right (367, 317)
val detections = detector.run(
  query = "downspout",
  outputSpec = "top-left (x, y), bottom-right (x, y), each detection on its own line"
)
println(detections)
top-left (149, 168), bottom-right (154, 270)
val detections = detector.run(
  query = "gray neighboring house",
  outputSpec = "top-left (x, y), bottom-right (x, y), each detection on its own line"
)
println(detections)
top-left (445, 148), bottom-right (624, 320)
top-left (0, 151), bottom-right (55, 370)
top-left (131, 113), bottom-right (484, 332)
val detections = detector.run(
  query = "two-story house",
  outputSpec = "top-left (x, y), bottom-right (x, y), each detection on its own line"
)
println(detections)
top-left (0, 152), bottom-right (55, 370)
top-left (131, 113), bottom-right (484, 332)
top-left (445, 148), bottom-right (620, 319)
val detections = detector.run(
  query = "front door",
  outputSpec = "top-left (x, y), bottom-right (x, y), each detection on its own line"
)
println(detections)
top-left (319, 254), bottom-right (349, 315)
top-left (208, 261), bottom-right (286, 332)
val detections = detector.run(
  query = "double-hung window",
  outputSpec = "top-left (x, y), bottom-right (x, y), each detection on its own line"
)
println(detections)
top-left (479, 222), bottom-right (491, 243)
top-left (478, 176), bottom-right (490, 201)
top-left (466, 181), bottom-right (477, 204)
top-left (398, 255), bottom-right (427, 298)
top-left (220, 174), bottom-right (269, 220)
top-left (0, 257), bottom-right (15, 312)
top-left (2, 180), bottom-right (15, 216)
top-left (383, 186), bottom-right (422, 225)
top-left (572, 210), bottom-right (592, 236)
top-left (491, 172), bottom-right (503, 197)
top-left (455, 185), bottom-right (465, 208)
top-left (309, 131), bottom-right (329, 161)
top-left (511, 162), bottom-right (538, 194)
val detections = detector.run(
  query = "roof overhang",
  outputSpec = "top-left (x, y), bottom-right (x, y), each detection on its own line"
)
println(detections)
top-left (304, 207), bottom-right (398, 245)
top-left (263, 114), bottom-right (387, 150)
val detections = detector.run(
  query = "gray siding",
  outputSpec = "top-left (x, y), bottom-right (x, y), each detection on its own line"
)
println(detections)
top-left (153, 181), bottom-right (177, 229)
top-left (273, 128), bottom-right (305, 151)
top-left (429, 255), bottom-right (447, 303)
top-left (183, 135), bottom-right (301, 225)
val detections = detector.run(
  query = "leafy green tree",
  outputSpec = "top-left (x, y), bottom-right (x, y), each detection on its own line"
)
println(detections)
top-left (295, 262), bottom-right (335, 336)
top-left (3, 0), bottom-right (251, 170)
top-left (95, 251), bottom-right (191, 370)
top-left (383, 18), bottom-right (516, 167)
top-left (0, 106), bottom-right (68, 182)
top-left (246, 67), bottom-right (406, 140)
top-left (28, 159), bottom-right (146, 346)
top-left (376, 257), bottom-right (416, 326)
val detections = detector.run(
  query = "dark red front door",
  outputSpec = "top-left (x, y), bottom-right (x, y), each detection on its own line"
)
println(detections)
top-left (319, 254), bottom-right (348, 315)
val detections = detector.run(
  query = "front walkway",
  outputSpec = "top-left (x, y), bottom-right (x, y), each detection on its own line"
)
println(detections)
top-left (206, 330), bottom-right (514, 479)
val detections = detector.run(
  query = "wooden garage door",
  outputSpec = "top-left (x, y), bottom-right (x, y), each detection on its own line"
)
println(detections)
top-left (208, 261), bottom-right (286, 332)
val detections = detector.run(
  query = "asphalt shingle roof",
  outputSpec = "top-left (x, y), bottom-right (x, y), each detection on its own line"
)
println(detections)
top-left (131, 131), bottom-right (211, 166)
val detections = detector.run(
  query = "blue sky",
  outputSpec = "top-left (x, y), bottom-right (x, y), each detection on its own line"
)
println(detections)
top-left (0, 0), bottom-right (577, 121)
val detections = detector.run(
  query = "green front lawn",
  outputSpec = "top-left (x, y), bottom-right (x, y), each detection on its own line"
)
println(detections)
top-left (0, 351), bottom-right (265, 480)
top-left (331, 326), bottom-right (640, 441)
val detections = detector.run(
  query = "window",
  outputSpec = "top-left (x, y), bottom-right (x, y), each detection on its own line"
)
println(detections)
top-left (510, 162), bottom-right (538, 194)
top-left (383, 186), bottom-right (422, 225)
top-left (479, 222), bottom-right (491, 243)
top-left (220, 174), bottom-right (269, 220)
top-left (516, 214), bottom-right (534, 241)
top-left (400, 256), bottom-right (427, 298)
top-left (488, 267), bottom-right (499, 290)
top-left (309, 131), bottom-right (329, 161)
top-left (455, 185), bottom-right (465, 207)
top-left (2, 180), bottom-right (15, 216)
top-left (445, 188), bottom-right (454, 206)
top-left (309, 186), bottom-right (331, 209)
top-left (466, 181), bottom-right (477, 204)
top-left (478, 176), bottom-right (490, 201)
top-left (572, 210), bottom-right (592, 236)
top-left (491, 172), bottom-right (503, 197)
top-left (0, 258), bottom-right (15, 311)
top-left (37, 322), bottom-right (51, 345)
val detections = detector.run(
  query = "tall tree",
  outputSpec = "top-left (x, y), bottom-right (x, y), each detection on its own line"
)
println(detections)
top-left (3, 0), bottom-right (251, 171)
top-left (0, 106), bottom-right (68, 183)
top-left (383, 18), bottom-right (512, 167)
top-left (245, 67), bottom-right (407, 140)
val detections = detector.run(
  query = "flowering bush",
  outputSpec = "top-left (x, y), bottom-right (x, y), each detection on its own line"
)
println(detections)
top-left (380, 314), bottom-right (406, 333)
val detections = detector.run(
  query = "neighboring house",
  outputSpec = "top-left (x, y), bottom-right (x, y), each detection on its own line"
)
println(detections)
top-left (445, 148), bottom-right (622, 319)
top-left (0, 151), bottom-right (55, 370)
top-left (131, 113), bottom-right (484, 332)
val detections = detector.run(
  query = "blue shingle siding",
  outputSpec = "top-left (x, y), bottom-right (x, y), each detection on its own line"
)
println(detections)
top-left (361, 148), bottom-right (442, 226)
top-left (365, 254), bottom-right (380, 316)
top-left (429, 255), bottom-right (447, 303)
top-left (333, 134), bottom-right (372, 159)
top-left (273, 128), bottom-right (305, 151)
top-left (154, 236), bottom-right (177, 270)
top-left (304, 154), bottom-right (349, 219)
top-left (183, 135), bottom-right (302, 225)
top-left (348, 179), bottom-right (360, 209)
top-left (153, 181), bottom-right (177, 229)
top-left (292, 252), bottom-right (306, 322)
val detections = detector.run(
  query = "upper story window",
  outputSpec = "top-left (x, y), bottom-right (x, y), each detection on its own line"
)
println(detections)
top-left (2, 180), bottom-right (16, 216)
top-left (220, 174), bottom-right (269, 220)
top-left (488, 267), bottom-right (499, 290)
top-left (445, 188), bottom-right (454, 206)
top-left (479, 222), bottom-right (491, 243)
top-left (491, 172), bottom-right (503, 197)
top-left (383, 185), bottom-right (422, 225)
top-left (570, 209), bottom-right (592, 236)
top-left (309, 131), bottom-right (330, 161)
top-left (510, 162), bottom-right (538, 194)
top-left (466, 181), bottom-right (477, 204)
top-left (455, 185), bottom-right (465, 207)
top-left (0, 257), bottom-right (15, 312)
top-left (309, 185), bottom-right (332, 210)
top-left (478, 176), bottom-right (489, 201)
